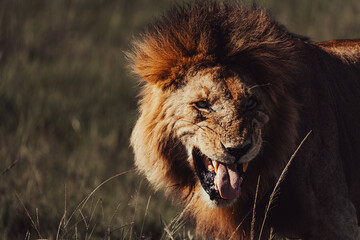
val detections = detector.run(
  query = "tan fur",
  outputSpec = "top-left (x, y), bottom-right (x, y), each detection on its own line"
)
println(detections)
top-left (129, 2), bottom-right (360, 239)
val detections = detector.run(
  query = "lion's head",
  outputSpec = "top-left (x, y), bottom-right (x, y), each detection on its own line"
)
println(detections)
top-left (129, 2), bottom-right (303, 238)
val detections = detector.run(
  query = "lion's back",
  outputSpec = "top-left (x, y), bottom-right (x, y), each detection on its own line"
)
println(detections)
top-left (316, 39), bottom-right (360, 65)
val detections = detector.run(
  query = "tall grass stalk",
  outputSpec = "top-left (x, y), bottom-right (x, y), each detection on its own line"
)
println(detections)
top-left (128, 179), bottom-right (144, 240)
top-left (140, 195), bottom-right (152, 239)
top-left (55, 169), bottom-right (134, 239)
top-left (269, 228), bottom-right (274, 240)
top-left (16, 193), bottom-right (43, 239)
top-left (0, 157), bottom-right (20, 176)
top-left (258, 130), bottom-right (313, 240)
top-left (63, 169), bottom-right (134, 231)
top-left (251, 176), bottom-right (261, 240)
top-left (106, 201), bottom-right (123, 239)
top-left (229, 209), bottom-right (251, 240)
top-left (161, 197), bottom-right (194, 240)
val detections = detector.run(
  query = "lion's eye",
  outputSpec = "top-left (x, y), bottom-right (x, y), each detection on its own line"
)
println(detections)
top-left (195, 100), bottom-right (210, 109)
top-left (245, 98), bottom-right (258, 111)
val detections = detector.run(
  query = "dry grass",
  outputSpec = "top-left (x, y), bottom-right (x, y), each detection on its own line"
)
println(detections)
top-left (17, 169), bottom-right (199, 240)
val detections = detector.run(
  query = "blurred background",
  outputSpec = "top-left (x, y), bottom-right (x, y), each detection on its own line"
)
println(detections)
top-left (0, 0), bottom-right (359, 239)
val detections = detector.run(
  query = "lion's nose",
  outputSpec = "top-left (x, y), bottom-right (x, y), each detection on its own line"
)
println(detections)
top-left (226, 144), bottom-right (252, 161)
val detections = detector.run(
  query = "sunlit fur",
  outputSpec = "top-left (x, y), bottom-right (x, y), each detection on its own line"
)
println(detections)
top-left (129, 2), bottom-right (360, 239)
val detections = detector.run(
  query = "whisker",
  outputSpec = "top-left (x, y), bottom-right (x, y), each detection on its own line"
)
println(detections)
top-left (177, 119), bottom-right (216, 134)
top-left (248, 83), bottom-right (271, 91)
top-left (177, 119), bottom-right (202, 129)
top-left (177, 120), bottom-right (219, 144)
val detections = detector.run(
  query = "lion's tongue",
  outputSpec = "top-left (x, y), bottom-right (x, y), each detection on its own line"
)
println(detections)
top-left (215, 162), bottom-right (241, 199)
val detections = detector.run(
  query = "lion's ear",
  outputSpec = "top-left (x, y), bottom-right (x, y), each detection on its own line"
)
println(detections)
top-left (128, 30), bottom-right (214, 89)
top-left (127, 38), bottom-right (179, 89)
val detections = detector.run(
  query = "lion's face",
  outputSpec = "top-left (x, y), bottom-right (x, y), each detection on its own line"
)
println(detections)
top-left (167, 67), bottom-right (269, 206)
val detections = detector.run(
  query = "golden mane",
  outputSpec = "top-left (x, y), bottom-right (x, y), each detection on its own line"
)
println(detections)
top-left (128, 2), bottom-right (360, 239)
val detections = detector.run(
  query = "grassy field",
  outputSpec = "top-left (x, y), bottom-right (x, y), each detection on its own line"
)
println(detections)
top-left (0, 0), bottom-right (359, 239)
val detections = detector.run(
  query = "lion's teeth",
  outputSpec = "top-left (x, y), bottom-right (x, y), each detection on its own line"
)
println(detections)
top-left (212, 160), bottom-right (219, 172)
top-left (242, 162), bottom-right (249, 172)
top-left (205, 158), bottom-right (215, 172)
top-left (208, 163), bottom-right (215, 172)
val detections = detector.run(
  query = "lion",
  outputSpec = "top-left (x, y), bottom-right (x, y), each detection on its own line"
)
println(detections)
top-left (129, 2), bottom-right (360, 239)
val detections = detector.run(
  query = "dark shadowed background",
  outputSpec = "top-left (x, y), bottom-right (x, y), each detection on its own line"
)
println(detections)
top-left (0, 0), bottom-right (359, 239)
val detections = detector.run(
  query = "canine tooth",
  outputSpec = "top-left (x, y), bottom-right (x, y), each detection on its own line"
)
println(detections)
top-left (242, 162), bottom-right (249, 172)
top-left (212, 160), bottom-right (219, 172)
top-left (208, 164), bottom-right (215, 172)
top-left (204, 157), bottom-right (215, 172)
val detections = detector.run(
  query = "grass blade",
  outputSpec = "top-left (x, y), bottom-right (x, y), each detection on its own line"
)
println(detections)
top-left (258, 130), bottom-right (312, 240)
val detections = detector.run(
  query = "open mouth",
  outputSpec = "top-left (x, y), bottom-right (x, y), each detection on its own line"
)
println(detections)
top-left (193, 148), bottom-right (250, 201)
